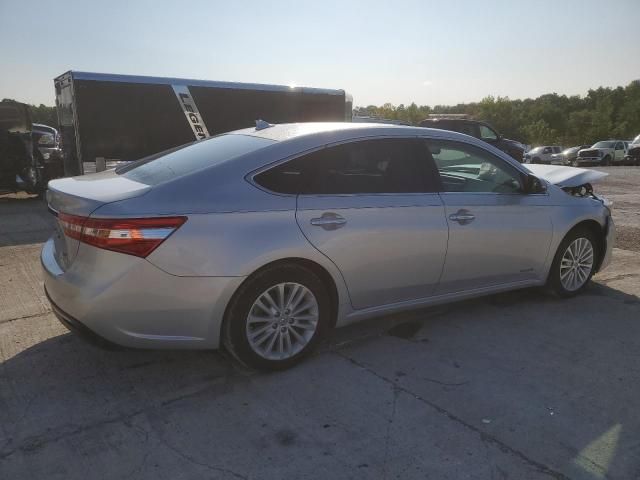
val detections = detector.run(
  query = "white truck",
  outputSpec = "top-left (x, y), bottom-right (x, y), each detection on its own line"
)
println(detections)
top-left (575, 140), bottom-right (629, 166)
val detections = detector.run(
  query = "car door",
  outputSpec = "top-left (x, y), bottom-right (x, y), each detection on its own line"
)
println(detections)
top-left (614, 142), bottom-right (625, 162)
top-left (423, 138), bottom-right (553, 294)
top-left (272, 137), bottom-right (448, 310)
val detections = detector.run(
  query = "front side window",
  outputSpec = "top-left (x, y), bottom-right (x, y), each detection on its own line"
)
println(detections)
top-left (427, 140), bottom-right (524, 194)
top-left (254, 138), bottom-right (431, 195)
top-left (479, 124), bottom-right (498, 141)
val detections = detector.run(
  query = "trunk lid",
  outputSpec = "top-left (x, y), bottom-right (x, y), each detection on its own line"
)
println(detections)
top-left (47, 169), bottom-right (151, 269)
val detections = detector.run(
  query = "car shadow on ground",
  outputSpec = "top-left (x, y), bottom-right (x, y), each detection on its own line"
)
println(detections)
top-left (1, 282), bottom-right (639, 478)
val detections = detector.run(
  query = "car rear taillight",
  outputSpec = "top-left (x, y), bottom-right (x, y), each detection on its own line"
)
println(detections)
top-left (58, 214), bottom-right (187, 258)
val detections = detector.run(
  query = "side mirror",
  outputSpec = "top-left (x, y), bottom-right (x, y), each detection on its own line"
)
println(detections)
top-left (523, 174), bottom-right (546, 194)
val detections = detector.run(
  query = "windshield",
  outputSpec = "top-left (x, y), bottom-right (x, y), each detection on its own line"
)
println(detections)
top-left (632, 135), bottom-right (640, 146)
top-left (117, 134), bottom-right (275, 185)
top-left (562, 147), bottom-right (578, 154)
top-left (592, 141), bottom-right (615, 148)
top-left (529, 147), bottom-right (542, 153)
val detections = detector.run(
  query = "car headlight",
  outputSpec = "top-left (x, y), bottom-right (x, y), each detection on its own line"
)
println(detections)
top-left (38, 133), bottom-right (55, 145)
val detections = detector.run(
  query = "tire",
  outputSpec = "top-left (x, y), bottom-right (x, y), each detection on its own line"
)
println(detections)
top-left (602, 155), bottom-right (611, 166)
top-left (532, 157), bottom-right (541, 164)
top-left (547, 227), bottom-right (599, 298)
top-left (222, 264), bottom-right (332, 371)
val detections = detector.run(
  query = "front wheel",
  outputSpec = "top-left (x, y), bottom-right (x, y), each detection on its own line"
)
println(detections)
top-left (222, 264), bottom-right (332, 370)
top-left (602, 155), bottom-right (611, 166)
top-left (547, 228), bottom-right (599, 297)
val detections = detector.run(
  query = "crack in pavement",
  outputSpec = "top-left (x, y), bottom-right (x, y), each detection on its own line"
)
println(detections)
top-left (334, 350), bottom-right (572, 480)
top-left (382, 384), bottom-right (399, 480)
top-left (0, 381), bottom-right (231, 461)
top-left (0, 310), bottom-right (51, 326)
top-left (142, 421), bottom-right (249, 480)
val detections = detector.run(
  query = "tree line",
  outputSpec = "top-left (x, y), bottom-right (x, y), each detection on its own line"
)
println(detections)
top-left (355, 81), bottom-right (640, 147)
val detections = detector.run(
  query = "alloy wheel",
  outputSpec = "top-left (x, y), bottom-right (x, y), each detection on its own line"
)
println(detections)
top-left (559, 237), bottom-right (594, 292)
top-left (246, 282), bottom-right (319, 360)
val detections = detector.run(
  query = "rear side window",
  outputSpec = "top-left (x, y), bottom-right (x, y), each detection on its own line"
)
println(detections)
top-left (254, 138), bottom-right (432, 195)
top-left (117, 134), bottom-right (274, 185)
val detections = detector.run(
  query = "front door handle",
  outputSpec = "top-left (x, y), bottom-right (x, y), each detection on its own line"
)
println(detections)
top-left (449, 209), bottom-right (475, 225)
top-left (310, 213), bottom-right (347, 230)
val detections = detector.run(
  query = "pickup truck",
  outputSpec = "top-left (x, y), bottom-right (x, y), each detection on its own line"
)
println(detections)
top-left (576, 140), bottom-right (629, 166)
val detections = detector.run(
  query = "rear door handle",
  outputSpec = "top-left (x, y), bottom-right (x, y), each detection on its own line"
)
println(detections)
top-left (310, 213), bottom-right (347, 230)
top-left (449, 210), bottom-right (475, 225)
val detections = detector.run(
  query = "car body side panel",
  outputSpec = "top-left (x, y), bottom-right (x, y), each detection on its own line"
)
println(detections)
top-left (145, 208), bottom-right (354, 322)
top-left (437, 192), bottom-right (553, 293)
top-left (296, 194), bottom-right (448, 310)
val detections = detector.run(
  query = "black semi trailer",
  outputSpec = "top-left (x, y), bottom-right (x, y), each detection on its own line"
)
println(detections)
top-left (54, 71), bottom-right (352, 175)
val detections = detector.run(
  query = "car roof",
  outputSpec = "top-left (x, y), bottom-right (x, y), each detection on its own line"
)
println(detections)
top-left (231, 122), bottom-right (417, 142)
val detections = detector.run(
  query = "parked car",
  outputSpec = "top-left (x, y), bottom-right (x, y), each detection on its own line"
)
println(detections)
top-left (418, 115), bottom-right (526, 161)
top-left (576, 140), bottom-right (628, 166)
top-left (42, 122), bottom-right (614, 370)
top-left (550, 145), bottom-right (591, 166)
top-left (0, 99), bottom-right (46, 194)
top-left (523, 146), bottom-right (563, 164)
top-left (624, 134), bottom-right (640, 165)
top-left (32, 123), bottom-right (64, 180)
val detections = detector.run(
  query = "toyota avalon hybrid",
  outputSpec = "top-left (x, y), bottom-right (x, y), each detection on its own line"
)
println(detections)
top-left (42, 123), bottom-right (614, 370)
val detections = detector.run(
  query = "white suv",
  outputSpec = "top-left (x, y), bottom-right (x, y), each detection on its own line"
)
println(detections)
top-left (523, 146), bottom-right (562, 164)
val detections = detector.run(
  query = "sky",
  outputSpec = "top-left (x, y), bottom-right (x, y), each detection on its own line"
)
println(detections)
top-left (1, 0), bottom-right (639, 107)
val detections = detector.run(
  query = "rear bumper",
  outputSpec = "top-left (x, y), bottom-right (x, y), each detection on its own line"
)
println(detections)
top-left (46, 286), bottom-right (121, 350)
top-left (41, 238), bottom-right (244, 349)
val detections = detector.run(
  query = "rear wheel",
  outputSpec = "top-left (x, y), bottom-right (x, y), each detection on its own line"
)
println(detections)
top-left (222, 264), bottom-right (331, 370)
top-left (547, 228), bottom-right (599, 297)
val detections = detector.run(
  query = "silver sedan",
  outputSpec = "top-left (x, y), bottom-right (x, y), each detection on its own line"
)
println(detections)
top-left (42, 123), bottom-right (614, 370)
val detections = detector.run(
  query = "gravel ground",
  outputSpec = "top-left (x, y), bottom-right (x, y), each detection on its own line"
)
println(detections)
top-left (592, 166), bottom-right (640, 252)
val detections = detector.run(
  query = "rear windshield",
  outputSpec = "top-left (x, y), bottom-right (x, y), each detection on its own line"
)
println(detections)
top-left (117, 134), bottom-right (274, 185)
